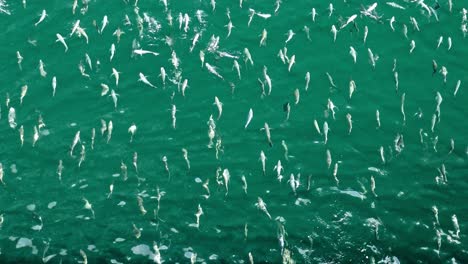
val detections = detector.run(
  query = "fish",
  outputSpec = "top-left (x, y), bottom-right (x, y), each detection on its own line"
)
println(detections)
top-left (376, 110), bottom-right (381, 128)
top-left (260, 151), bottom-right (266, 175)
top-left (100, 15), bottom-right (108, 34)
top-left (133, 49), bottom-right (159, 56)
top-left (340, 14), bottom-right (357, 30)
top-left (283, 102), bottom-right (290, 121)
top-left (113, 28), bottom-right (124, 43)
top-left (326, 149), bottom-right (332, 169)
top-left (56, 34), bottom-right (68, 52)
top-left (100, 83), bottom-right (109, 96)
top-left (244, 48), bottom-right (254, 65)
top-left (447, 37), bottom-right (452, 50)
top-left (20, 85), bottom-right (27, 105)
top-left (110, 90), bottom-right (118, 109)
top-left (205, 63), bottom-right (224, 80)
top-left (285, 29), bottom-right (295, 44)
top-left (255, 197), bottom-right (271, 219)
top-left (346, 113), bottom-right (352, 134)
top-left (314, 119), bottom-right (322, 135)
top-left (70, 131), bottom-right (80, 156)
top-left (323, 121), bottom-right (329, 144)
top-left (326, 72), bottom-right (337, 88)
top-left (410, 17), bottom-right (420, 31)
top-left (349, 46), bottom-right (357, 63)
top-left (107, 120), bottom-right (113, 143)
top-left (190, 33), bottom-right (200, 52)
top-left (273, 160), bottom-right (283, 182)
top-left (263, 122), bottom-right (273, 147)
top-left (294, 89), bottom-right (300, 104)
top-left (288, 55), bottom-right (295, 72)
top-left (19, 125), bottom-right (24, 147)
top-left (111, 68), bottom-right (120, 86)
top-left (233, 60), bottom-right (241, 80)
top-left (245, 108), bottom-right (253, 129)
top-left (214, 97), bottom-right (223, 120)
top-left (16, 51), bottom-right (23, 70)
top-left (349, 80), bottom-right (356, 99)
top-left (39, 60), bottom-right (47, 77)
top-left (368, 48), bottom-right (378, 68)
top-left (52, 76), bottom-right (57, 96)
top-left (259, 29), bottom-right (267, 46)
top-left (8, 107), bottom-right (16, 129)
top-left (263, 66), bottom-right (272, 95)
top-left (437, 36), bottom-right (443, 49)
top-left (171, 105), bottom-right (177, 129)
top-left (128, 124), bottom-right (137, 142)
top-left (199, 50), bottom-right (205, 67)
top-left (225, 21), bottom-right (234, 38)
top-left (138, 72), bottom-right (157, 88)
top-left (454, 80), bottom-right (461, 96)
top-left (328, 3), bottom-right (334, 17)
top-left (363, 26), bottom-right (369, 43)
top-left (110, 43), bottom-right (115, 61)
top-left (34, 10), bottom-right (47, 26)
top-left (305, 72), bottom-right (310, 91)
top-left (311, 8), bottom-right (317, 22)
top-left (159, 67), bottom-right (167, 87)
top-left (331, 25), bottom-right (337, 42)
top-left (181, 79), bottom-right (188, 96)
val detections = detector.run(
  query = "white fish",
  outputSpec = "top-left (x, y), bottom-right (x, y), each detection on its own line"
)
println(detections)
top-left (75, 26), bottom-right (89, 44)
top-left (244, 48), bottom-right (254, 65)
top-left (452, 215), bottom-right (460, 238)
top-left (363, 26), bottom-right (369, 43)
top-left (247, 9), bottom-right (255, 27)
top-left (156, 68), bottom-right (166, 89)
top-left (110, 90), bottom-right (118, 109)
top-left (346, 114), bottom-right (353, 134)
top-left (340, 14), bottom-right (357, 30)
top-left (410, 40), bottom-right (416, 53)
top-left (72, 0), bottom-right (78, 14)
top-left (255, 197), bottom-right (271, 219)
top-left (448, 0), bottom-right (453, 13)
top-left (35, 10), bottom-right (47, 26)
top-left (17, 51), bottom-right (23, 70)
top-left (379, 146), bottom-right (385, 164)
top-left (19, 125), bottom-right (24, 147)
top-left (233, 60), bottom-right (241, 80)
top-left (205, 63), bottom-right (224, 80)
top-left (214, 96), bottom-right (223, 120)
top-left (328, 3), bottom-right (334, 17)
top-left (39, 60), bottom-right (47, 77)
top-left (245, 108), bottom-right (253, 129)
top-left (437, 36), bottom-right (443, 49)
top-left (222, 169), bottom-right (230, 194)
top-left (190, 33), bottom-right (200, 52)
top-left (440, 66), bottom-right (448, 83)
top-left (454, 80), bottom-right (461, 96)
top-left (199, 50), bottom-right (205, 67)
top-left (181, 79), bottom-right (188, 96)
top-left (326, 149), bottom-right (332, 169)
top-left (100, 83), bottom-right (109, 96)
top-left (182, 148), bottom-right (190, 170)
top-left (256, 12), bottom-right (271, 19)
top-left (314, 119), bottom-right (321, 135)
top-left (386, 2), bottom-right (405, 10)
top-left (273, 160), bottom-right (283, 182)
top-left (111, 68), bottom-right (120, 86)
top-left (263, 122), bottom-right (273, 147)
top-left (70, 20), bottom-right (80, 37)
top-left (133, 49), bottom-right (159, 56)
top-left (349, 46), bottom-right (357, 63)
top-left (402, 24), bottom-right (408, 39)
top-left (394, 71), bottom-right (399, 91)
top-left (171, 105), bottom-right (177, 129)
top-left (285, 29), bottom-right (295, 44)
top-left (326, 72), bottom-right (337, 88)
top-left (327, 98), bottom-right (337, 119)
top-left (410, 17), bottom-right (420, 31)
top-left (170, 51), bottom-right (179, 69)
top-left (376, 110), bottom-right (381, 128)
top-left (20, 85), bottom-right (28, 105)
top-left (70, 131), bottom-right (80, 156)
top-left (138, 72), bottom-right (157, 88)
top-left (447, 37), bottom-right (452, 50)
top-left (52, 76), bottom-right (57, 96)
top-left (107, 120), bottom-right (113, 143)
top-left (294, 89), bottom-right (300, 104)
top-left (128, 124), bottom-right (137, 142)
top-left (100, 15), bottom-right (108, 34)
top-left (56, 34), bottom-right (68, 52)
top-left (259, 29), bottom-right (267, 46)
top-left (288, 55), bottom-right (295, 72)
top-left (305, 72), bottom-right (310, 91)
top-left (368, 48), bottom-right (378, 68)
top-left (259, 151), bottom-right (267, 175)
top-left (225, 21), bottom-right (234, 38)
top-left (8, 107), bottom-right (16, 129)
top-left (323, 121), bottom-right (329, 144)
top-left (110, 43), bottom-right (115, 61)
top-left (389, 16), bottom-right (395, 32)
top-left (349, 80), bottom-right (356, 99)
top-left (263, 66), bottom-right (272, 95)
top-left (85, 53), bottom-right (92, 70)
top-left (311, 8), bottom-right (317, 22)
top-left (331, 25), bottom-right (337, 42)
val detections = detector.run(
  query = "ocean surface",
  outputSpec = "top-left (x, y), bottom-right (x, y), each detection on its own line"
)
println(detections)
top-left (0, 0), bottom-right (467, 263)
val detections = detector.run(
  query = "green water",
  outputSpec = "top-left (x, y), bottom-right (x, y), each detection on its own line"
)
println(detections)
top-left (0, 0), bottom-right (467, 263)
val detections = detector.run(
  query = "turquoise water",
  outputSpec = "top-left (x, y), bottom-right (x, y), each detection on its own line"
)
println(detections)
top-left (0, 0), bottom-right (467, 263)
